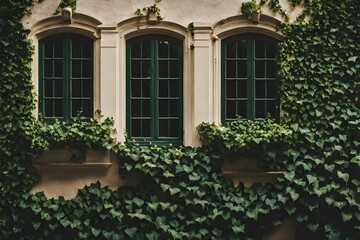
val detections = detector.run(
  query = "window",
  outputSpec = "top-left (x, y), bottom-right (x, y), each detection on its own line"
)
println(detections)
top-left (39, 33), bottom-right (93, 121)
top-left (126, 35), bottom-right (183, 144)
top-left (222, 34), bottom-right (279, 121)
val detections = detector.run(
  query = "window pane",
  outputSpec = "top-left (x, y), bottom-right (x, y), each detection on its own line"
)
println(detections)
top-left (142, 41), bottom-right (151, 58)
top-left (142, 79), bottom-right (151, 97)
top-left (267, 80), bottom-right (276, 98)
top-left (44, 80), bottom-right (53, 97)
top-left (170, 80), bottom-right (178, 97)
top-left (72, 99), bottom-right (81, 116)
top-left (237, 100), bottom-right (247, 118)
top-left (82, 42), bottom-right (91, 58)
top-left (131, 119), bottom-right (141, 137)
top-left (131, 42), bottom-right (141, 58)
top-left (54, 39), bottom-right (63, 58)
top-left (83, 80), bottom-right (91, 97)
top-left (54, 80), bottom-right (63, 97)
top-left (83, 60), bottom-right (91, 78)
top-left (44, 60), bottom-right (53, 77)
top-left (159, 100), bottom-right (168, 117)
top-left (142, 60), bottom-right (151, 78)
top-left (44, 100), bottom-right (53, 117)
top-left (226, 42), bottom-right (236, 58)
top-left (255, 60), bottom-right (265, 78)
top-left (170, 61), bottom-right (179, 78)
top-left (72, 39), bottom-right (81, 58)
top-left (131, 60), bottom-right (141, 78)
top-left (255, 39), bottom-right (266, 58)
top-left (159, 80), bottom-right (168, 97)
top-left (54, 100), bottom-right (63, 117)
top-left (142, 99), bottom-right (150, 117)
top-left (170, 99), bottom-right (179, 117)
top-left (44, 41), bottom-right (53, 58)
top-left (237, 60), bottom-right (247, 78)
top-left (226, 100), bottom-right (236, 119)
top-left (255, 80), bottom-right (266, 98)
top-left (72, 80), bottom-right (81, 97)
top-left (82, 99), bottom-right (92, 117)
top-left (142, 119), bottom-right (150, 137)
top-left (54, 60), bottom-right (63, 77)
top-left (267, 100), bottom-right (276, 118)
top-left (159, 60), bottom-right (168, 78)
top-left (170, 119), bottom-right (179, 137)
top-left (131, 79), bottom-right (141, 97)
top-left (131, 99), bottom-right (141, 117)
top-left (237, 39), bottom-right (247, 58)
top-left (159, 119), bottom-right (169, 137)
top-left (266, 60), bottom-right (276, 78)
top-left (237, 80), bottom-right (247, 98)
top-left (226, 80), bottom-right (236, 98)
top-left (226, 61), bottom-right (236, 78)
top-left (170, 43), bottom-right (178, 58)
top-left (266, 43), bottom-right (276, 58)
top-left (72, 60), bottom-right (81, 78)
top-left (255, 100), bottom-right (266, 118)
top-left (159, 40), bottom-right (169, 58)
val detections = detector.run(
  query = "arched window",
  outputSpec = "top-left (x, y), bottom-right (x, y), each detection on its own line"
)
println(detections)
top-left (126, 35), bottom-right (183, 144)
top-left (222, 34), bottom-right (279, 121)
top-left (39, 33), bottom-right (93, 121)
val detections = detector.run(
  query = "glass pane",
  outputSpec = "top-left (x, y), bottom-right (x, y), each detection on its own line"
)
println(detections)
top-left (82, 42), bottom-right (91, 58)
top-left (237, 39), bottom-right (247, 58)
top-left (255, 80), bottom-right (266, 98)
top-left (159, 60), bottom-right (168, 78)
top-left (83, 60), bottom-right (91, 78)
top-left (266, 60), bottom-right (276, 78)
top-left (170, 80), bottom-right (178, 97)
top-left (72, 60), bottom-right (81, 78)
top-left (82, 99), bottom-right (92, 117)
top-left (255, 60), bottom-right (265, 78)
top-left (267, 100), bottom-right (276, 118)
top-left (54, 80), bottom-right (63, 97)
top-left (255, 39), bottom-right (266, 58)
top-left (142, 60), bottom-right (151, 78)
top-left (44, 80), bottom-right (53, 97)
top-left (267, 80), bottom-right (276, 98)
top-left (131, 60), bottom-right (141, 78)
top-left (44, 100), bottom-right (53, 117)
top-left (44, 41), bottom-right (53, 58)
top-left (131, 119), bottom-right (141, 137)
top-left (170, 61), bottom-right (179, 78)
top-left (131, 99), bottom-right (141, 117)
top-left (159, 40), bottom-right (169, 58)
top-left (237, 80), bottom-right (247, 98)
top-left (255, 100), bottom-right (266, 118)
top-left (226, 42), bottom-right (236, 58)
top-left (44, 60), bottom-right (52, 77)
top-left (131, 79), bottom-right (141, 97)
top-left (72, 99), bottom-right (81, 116)
top-left (237, 100), bottom-right (247, 118)
top-left (142, 79), bottom-right (151, 97)
top-left (226, 100), bottom-right (236, 119)
top-left (72, 39), bottom-right (81, 58)
top-left (159, 80), bottom-right (168, 97)
top-left (170, 99), bottom-right (179, 117)
top-left (83, 80), bottom-right (91, 97)
top-left (142, 119), bottom-right (150, 137)
top-left (159, 119), bottom-right (168, 137)
top-left (266, 43), bottom-right (276, 58)
top-left (54, 60), bottom-right (63, 77)
top-left (54, 39), bottom-right (63, 58)
top-left (170, 43), bottom-right (178, 58)
top-left (159, 100), bottom-right (168, 117)
top-left (226, 80), bottom-right (236, 98)
top-left (72, 80), bottom-right (81, 97)
top-left (142, 41), bottom-right (151, 58)
top-left (237, 60), bottom-right (247, 78)
top-left (54, 100), bottom-right (63, 117)
top-left (170, 119), bottom-right (179, 137)
top-left (226, 61), bottom-right (236, 78)
top-left (131, 42), bottom-right (141, 58)
top-left (142, 99), bottom-right (150, 117)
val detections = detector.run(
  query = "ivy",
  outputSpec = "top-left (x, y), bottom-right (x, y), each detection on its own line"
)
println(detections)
top-left (0, 0), bottom-right (360, 239)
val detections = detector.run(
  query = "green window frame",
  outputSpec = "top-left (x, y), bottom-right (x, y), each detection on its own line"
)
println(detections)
top-left (126, 35), bottom-right (183, 145)
top-left (221, 34), bottom-right (279, 122)
top-left (39, 33), bottom-right (93, 122)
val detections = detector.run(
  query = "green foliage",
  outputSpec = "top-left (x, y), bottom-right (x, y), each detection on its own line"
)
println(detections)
top-left (135, 4), bottom-right (164, 22)
top-left (0, 0), bottom-right (360, 239)
top-left (241, 0), bottom-right (261, 15)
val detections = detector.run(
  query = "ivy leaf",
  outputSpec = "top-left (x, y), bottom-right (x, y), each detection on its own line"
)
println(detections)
top-left (342, 212), bottom-right (352, 222)
top-left (91, 227), bottom-right (101, 237)
top-left (306, 174), bottom-right (317, 185)
top-left (125, 227), bottom-right (137, 238)
top-left (348, 56), bottom-right (357, 62)
top-left (337, 171), bottom-right (349, 183)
